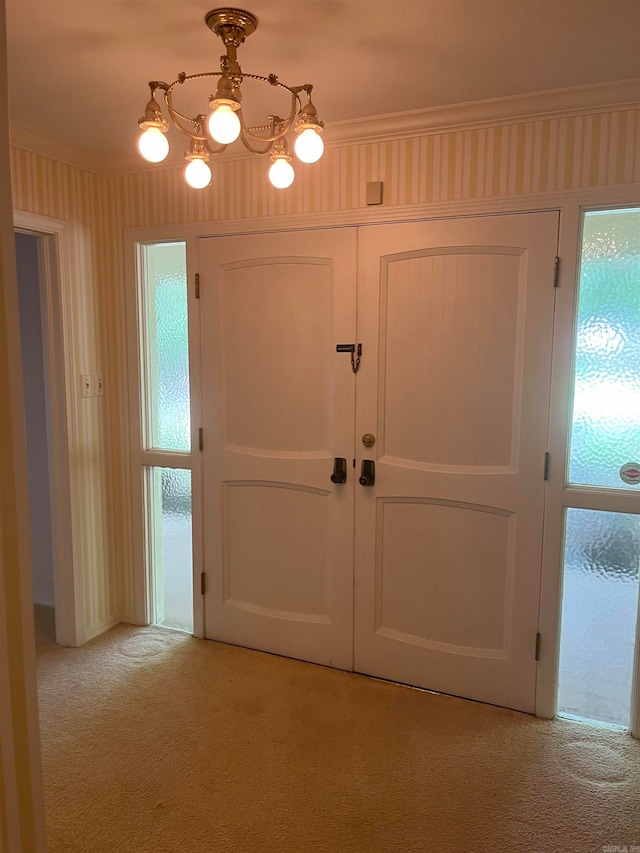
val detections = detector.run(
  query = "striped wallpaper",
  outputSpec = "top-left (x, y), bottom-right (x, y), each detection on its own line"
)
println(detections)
top-left (8, 104), bottom-right (640, 635)
top-left (9, 149), bottom-right (120, 638)
top-left (111, 109), bottom-right (640, 228)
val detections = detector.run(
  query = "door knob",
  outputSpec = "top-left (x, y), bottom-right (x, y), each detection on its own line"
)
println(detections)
top-left (331, 457), bottom-right (347, 484)
top-left (359, 459), bottom-right (375, 486)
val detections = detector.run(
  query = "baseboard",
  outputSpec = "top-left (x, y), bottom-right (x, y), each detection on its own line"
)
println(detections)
top-left (83, 615), bottom-right (122, 644)
top-left (33, 603), bottom-right (56, 645)
top-left (119, 613), bottom-right (148, 627)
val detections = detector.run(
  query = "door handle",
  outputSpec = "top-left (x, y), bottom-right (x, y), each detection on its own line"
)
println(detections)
top-left (359, 459), bottom-right (375, 487)
top-left (331, 457), bottom-right (347, 484)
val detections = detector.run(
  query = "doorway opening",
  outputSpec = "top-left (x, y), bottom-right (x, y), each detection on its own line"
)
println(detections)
top-left (15, 230), bottom-right (56, 645)
top-left (557, 207), bottom-right (640, 729)
top-left (13, 210), bottom-right (78, 648)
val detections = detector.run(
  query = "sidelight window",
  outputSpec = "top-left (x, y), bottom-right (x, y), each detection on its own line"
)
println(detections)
top-left (558, 208), bottom-right (640, 728)
top-left (138, 241), bottom-right (193, 633)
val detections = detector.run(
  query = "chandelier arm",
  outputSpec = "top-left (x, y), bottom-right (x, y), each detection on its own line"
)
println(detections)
top-left (164, 73), bottom-right (224, 129)
top-left (169, 113), bottom-right (206, 141)
top-left (237, 111), bottom-right (277, 154)
top-left (237, 94), bottom-right (298, 143)
top-left (164, 88), bottom-right (209, 141)
top-left (205, 139), bottom-right (229, 156)
top-left (149, 81), bottom-right (171, 95)
top-left (238, 133), bottom-right (274, 156)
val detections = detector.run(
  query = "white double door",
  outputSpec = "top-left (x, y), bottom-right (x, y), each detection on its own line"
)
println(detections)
top-left (199, 212), bottom-right (559, 712)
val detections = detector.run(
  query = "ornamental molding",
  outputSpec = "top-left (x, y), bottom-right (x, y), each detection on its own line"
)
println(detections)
top-left (10, 79), bottom-right (640, 178)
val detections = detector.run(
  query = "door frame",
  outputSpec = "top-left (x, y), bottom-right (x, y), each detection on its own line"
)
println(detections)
top-left (13, 209), bottom-right (82, 647)
top-left (125, 183), bottom-right (640, 717)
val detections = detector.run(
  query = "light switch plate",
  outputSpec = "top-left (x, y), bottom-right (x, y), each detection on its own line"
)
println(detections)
top-left (80, 373), bottom-right (92, 398)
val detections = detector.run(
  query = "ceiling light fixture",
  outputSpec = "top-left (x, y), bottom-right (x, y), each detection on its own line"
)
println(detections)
top-left (137, 7), bottom-right (325, 189)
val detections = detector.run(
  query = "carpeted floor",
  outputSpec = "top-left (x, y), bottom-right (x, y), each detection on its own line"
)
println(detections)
top-left (35, 620), bottom-right (640, 852)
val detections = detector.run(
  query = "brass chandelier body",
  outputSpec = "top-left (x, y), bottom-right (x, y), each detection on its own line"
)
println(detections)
top-left (137, 7), bottom-right (325, 189)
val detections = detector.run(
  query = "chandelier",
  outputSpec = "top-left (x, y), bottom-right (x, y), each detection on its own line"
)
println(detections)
top-left (136, 7), bottom-right (325, 190)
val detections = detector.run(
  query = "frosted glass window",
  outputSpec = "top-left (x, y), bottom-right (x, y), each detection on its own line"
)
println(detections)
top-left (568, 209), bottom-right (640, 490)
top-left (147, 467), bottom-right (193, 633)
top-left (142, 242), bottom-right (190, 451)
top-left (558, 508), bottom-right (639, 728)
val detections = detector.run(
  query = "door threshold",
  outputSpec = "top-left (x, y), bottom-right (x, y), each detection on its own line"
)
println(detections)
top-left (557, 711), bottom-right (629, 734)
top-left (356, 671), bottom-right (533, 717)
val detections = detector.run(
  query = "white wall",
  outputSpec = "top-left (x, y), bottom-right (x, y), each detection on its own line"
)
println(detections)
top-left (15, 230), bottom-right (54, 607)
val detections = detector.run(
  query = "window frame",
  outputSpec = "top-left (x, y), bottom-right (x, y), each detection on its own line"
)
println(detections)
top-left (538, 203), bottom-right (640, 735)
top-left (128, 236), bottom-right (203, 636)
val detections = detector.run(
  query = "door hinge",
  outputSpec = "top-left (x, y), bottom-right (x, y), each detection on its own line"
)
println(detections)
top-left (200, 572), bottom-right (206, 595)
top-left (543, 452), bottom-right (550, 481)
top-left (198, 427), bottom-right (204, 451)
top-left (195, 273), bottom-right (200, 299)
top-left (553, 256), bottom-right (560, 288)
top-left (535, 632), bottom-right (541, 661)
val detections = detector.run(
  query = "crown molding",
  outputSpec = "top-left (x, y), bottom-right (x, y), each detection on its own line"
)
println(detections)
top-left (10, 79), bottom-right (640, 179)
top-left (9, 122), bottom-right (106, 175)
top-left (326, 78), bottom-right (640, 144)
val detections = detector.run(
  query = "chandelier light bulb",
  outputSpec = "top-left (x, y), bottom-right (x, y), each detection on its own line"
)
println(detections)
top-left (294, 128), bottom-right (324, 164)
top-left (184, 158), bottom-right (212, 189)
top-left (208, 105), bottom-right (241, 145)
top-left (268, 157), bottom-right (295, 189)
top-left (137, 127), bottom-right (170, 163)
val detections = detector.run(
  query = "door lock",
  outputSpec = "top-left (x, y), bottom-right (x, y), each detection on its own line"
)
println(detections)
top-left (336, 343), bottom-right (362, 374)
top-left (359, 459), bottom-right (375, 487)
top-left (331, 457), bottom-right (347, 484)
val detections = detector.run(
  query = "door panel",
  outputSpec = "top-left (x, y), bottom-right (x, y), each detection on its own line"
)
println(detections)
top-left (199, 229), bottom-right (357, 669)
top-left (376, 499), bottom-right (511, 650)
top-left (381, 251), bottom-right (522, 469)
top-left (223, 482), bottom-right (329, 620)
top-left (354, 213), bottom-right (559, 712)
top-left (219, 259), bottom-right (332, 453)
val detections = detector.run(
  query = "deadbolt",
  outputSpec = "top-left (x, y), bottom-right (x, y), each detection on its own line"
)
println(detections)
top-left (359, 459), bottom-right (375, 486)
top-left (362, 433), bottom-right (376, 448)
top-left (330, 457), bottom-right (347, 484)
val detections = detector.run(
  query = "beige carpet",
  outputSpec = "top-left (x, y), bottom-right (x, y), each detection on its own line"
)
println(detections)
top-left (35, 623), bottom-right (639, 853)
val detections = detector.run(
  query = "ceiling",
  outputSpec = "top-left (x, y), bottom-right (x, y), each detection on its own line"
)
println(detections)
top-left (6, 0), bottom-right (640, 161)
